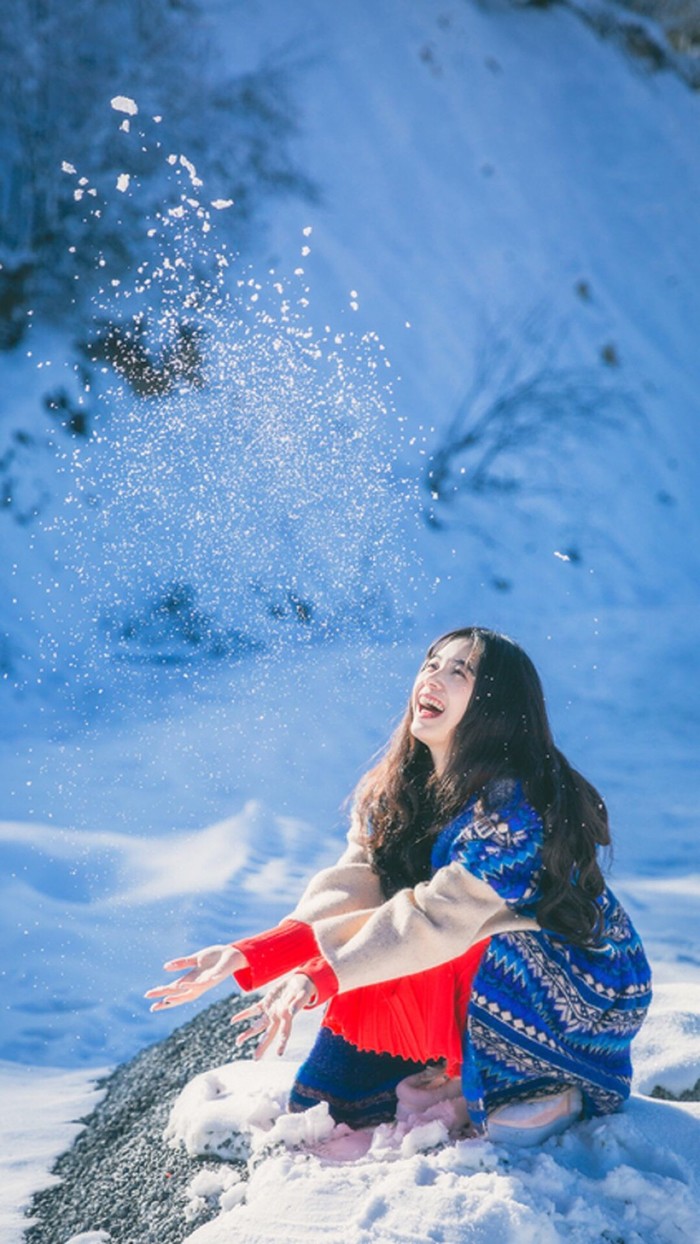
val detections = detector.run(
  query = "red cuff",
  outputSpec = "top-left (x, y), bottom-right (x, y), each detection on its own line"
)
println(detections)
top-left (231, 920), bottom-right (320, 991)
top-left (298, 956), bottom-right (339, 1008)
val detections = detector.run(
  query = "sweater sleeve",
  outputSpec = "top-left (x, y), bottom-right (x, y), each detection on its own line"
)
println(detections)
top-left (231, 920), bottom-right (340, 1005)
top-left (311, 862), bottom-right (536, 993)
top-left (307, 788), bottom-right (541, 994)
top-left (234, 789), bottom-right (541, 1000)
top-left (296, 956), bottom-right (339, 1008)
top-left (287, 812), bottom-right (385, 925)
top-left (228, 812), bottom-right (377, 999)
top-left (231, 919), bottom-right (320, 991)
top-left (447, 781), bottom-right (544, 910)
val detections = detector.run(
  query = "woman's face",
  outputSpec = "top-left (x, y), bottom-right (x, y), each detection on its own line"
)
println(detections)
top-left (410, 635), bottom-right (479, 774)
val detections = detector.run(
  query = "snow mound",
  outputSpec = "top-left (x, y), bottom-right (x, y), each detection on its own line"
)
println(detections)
top-left (631, 980), bottom-right (700, 1098)
top-left (165, 1046), bottom-right (700, 1244)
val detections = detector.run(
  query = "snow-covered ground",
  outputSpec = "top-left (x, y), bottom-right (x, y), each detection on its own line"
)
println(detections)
top-left (2, 0), bottom-right (700, 1240)
top-left (0, 1063), bottom-right (106, 1244)
top-left (167, 1009), bottom-right (700, 1244)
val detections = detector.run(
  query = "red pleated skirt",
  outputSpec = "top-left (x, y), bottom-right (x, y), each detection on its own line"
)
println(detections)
top-left (322, 938), bottom-right (491, 1077)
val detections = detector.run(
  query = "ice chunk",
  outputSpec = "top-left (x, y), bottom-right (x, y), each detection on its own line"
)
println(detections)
top-left (110, 95), bottom-right (138, 115)
top-left (400, 1119), bottom-right (449, 1157)
top-left (179, 154), bottom-right (202, 187)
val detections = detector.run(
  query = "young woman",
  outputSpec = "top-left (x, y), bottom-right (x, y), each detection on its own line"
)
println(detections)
top-left (146, 628), bottom-right (652, 1142)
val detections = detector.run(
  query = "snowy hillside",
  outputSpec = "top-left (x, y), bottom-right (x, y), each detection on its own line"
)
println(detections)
top-left (1, 0), bottom-right (700, 1240)
top-left (2, 0), bottom-right (699, 1059)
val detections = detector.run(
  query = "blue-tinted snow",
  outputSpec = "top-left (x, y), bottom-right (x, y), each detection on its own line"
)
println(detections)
top-left (0, 0), bottom-right (698, 1088)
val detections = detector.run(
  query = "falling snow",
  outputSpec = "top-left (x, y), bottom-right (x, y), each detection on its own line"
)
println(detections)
top-left (41, 112), bottom-right (415, 686)
top-left (110, 95), bottom-right (138, 115)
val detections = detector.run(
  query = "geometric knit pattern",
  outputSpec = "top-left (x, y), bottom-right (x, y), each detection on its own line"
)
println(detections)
top-left (431, 778), bottom-right (653, 1127)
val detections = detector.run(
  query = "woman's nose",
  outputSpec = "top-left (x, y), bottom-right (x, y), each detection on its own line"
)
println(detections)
top-left (425, 670), bottom-right (445, 689)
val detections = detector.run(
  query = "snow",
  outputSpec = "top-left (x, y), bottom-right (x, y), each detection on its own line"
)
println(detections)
top-left (0, 799), bottom-right (335, 1064)
top-left (110, 96), bottom-right (138, 116)
top-left (64, 1234), bottom-right (111, 1244)
top-left (1, 0), bottom-right (699, 1240)
top-left (160, 1032), bottom-right (700, 1244)
top-left (184, 1168), bottom-right (246, 1223)
top-left (0, 1062), bottom-right (105, 1244)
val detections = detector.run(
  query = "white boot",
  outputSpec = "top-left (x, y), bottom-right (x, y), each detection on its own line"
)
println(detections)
top-left (487, 1087), bottom-right (583, 1147)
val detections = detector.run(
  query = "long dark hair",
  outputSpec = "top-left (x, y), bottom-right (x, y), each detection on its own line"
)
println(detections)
top-left (354, 627), bottom-right (610, 946)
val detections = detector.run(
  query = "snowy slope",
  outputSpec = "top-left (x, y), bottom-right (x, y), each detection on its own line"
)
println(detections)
top-left (1, 0), bottom-right (700, 1240)
top-left (0, 1063), bottom-right (104, 1244)
top-left (1, 0), bottom-right (699, 1062)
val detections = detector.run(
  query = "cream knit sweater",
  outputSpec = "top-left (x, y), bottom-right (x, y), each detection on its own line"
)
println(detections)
top-left (290, 815), bottom-right (539, 994)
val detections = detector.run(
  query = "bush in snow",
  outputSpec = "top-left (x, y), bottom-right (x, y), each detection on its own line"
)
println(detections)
top-left (0, 0), bottom-right (316, 347)
top-left (424, 306), bottom-right (640, 525)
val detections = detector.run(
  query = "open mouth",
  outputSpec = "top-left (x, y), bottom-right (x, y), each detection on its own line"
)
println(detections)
top-left (416, 695), bottom-right (445, 719)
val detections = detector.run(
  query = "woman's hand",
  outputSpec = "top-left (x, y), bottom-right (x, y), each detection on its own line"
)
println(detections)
top-left (232, 973), bottom-right (314, 1058)
top-left (145, 944), bottom-right (245, 1012)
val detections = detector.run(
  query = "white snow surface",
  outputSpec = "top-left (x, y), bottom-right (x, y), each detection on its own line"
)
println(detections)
top-left (161, 1011), bottom-right (700, 1244)
top-left (0, 1063), bottom-right (105, 1244)
top-left (1, 0), bottom-right (700, 1241)
top-left (176, 1097), bottom-right (700, 1244)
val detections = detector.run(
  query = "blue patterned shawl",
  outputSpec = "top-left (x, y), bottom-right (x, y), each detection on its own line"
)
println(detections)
top-left (430, 779), bottom-right (652, 1127)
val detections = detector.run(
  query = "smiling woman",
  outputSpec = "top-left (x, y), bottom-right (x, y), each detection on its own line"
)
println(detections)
top-left (145, 627), bottom-right (652, 1144)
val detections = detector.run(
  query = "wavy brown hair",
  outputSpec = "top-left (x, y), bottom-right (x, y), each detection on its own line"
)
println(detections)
top-left (354, 627), bottom-right (611, 946)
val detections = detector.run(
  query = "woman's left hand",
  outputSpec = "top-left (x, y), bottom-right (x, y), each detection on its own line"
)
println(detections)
top-left (145, 944), bottom-right (245, 1012)
top-left (232, 973), bottom-right (315, 1058)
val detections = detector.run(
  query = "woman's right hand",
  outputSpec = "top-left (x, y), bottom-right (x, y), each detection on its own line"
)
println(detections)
top-left (232, 973), bottom-right (315, 1058)
top-left (144, 944), bottom-right (245, 1012)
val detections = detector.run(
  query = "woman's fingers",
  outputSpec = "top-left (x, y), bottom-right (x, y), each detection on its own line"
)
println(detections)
top-left (273, 986), bottom-right (307, 1055)
top-left (162, 955), bottom-right (198, 971)
top-left (144, 971), bottom-right (199, 1002)
top-left (228, 975), bottom-right (311, 1056)
top-left (275, 1011), bottom-right (293, 1056)
top-left (148, 993), bottom-right (193, 1009)
top-left (145, 968), bottom-right (214, 1010)
top-left (231, 1004), bottom-right (282, 1057)
top-left (148, 988), bottom-right (198, 1012)
top-left (145, 975), bottom-right (195, 999)
top-left (252, 1014), bottom-right (282, 1060)
top-left (146, 945), bottom-right (240, 1015)
top-left (232, 1002), bottom-right (263, 1025)
top-left (233, 1018), bottom-right (268, 1047)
